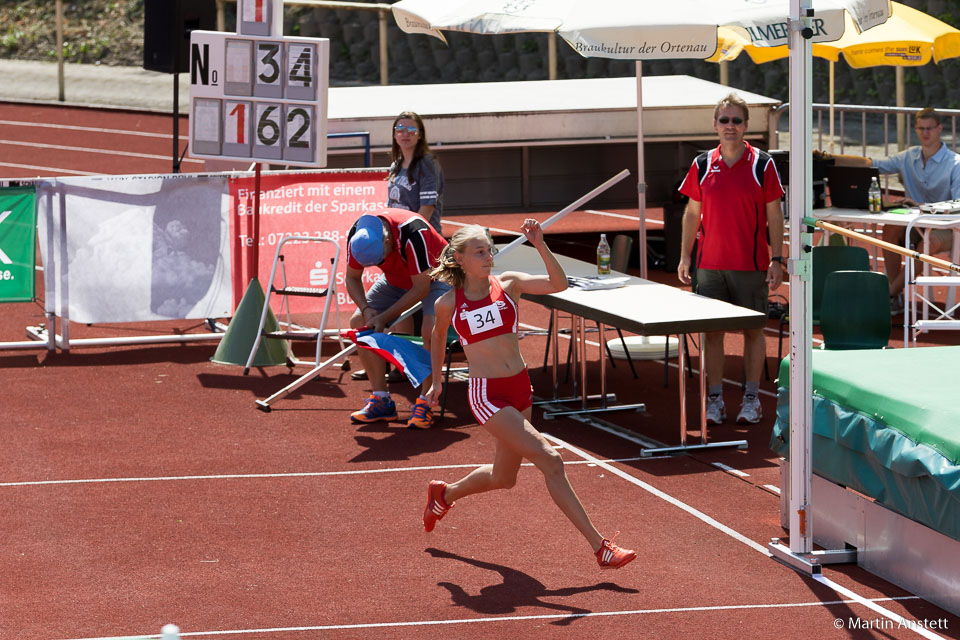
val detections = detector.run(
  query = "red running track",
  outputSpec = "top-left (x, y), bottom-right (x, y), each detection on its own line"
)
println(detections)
top-left (1, 100), bottom-right (959, 640)
top-left (0, 102), bottom-right (199, 178)
top-left (2, 294), bottom-right (959, 639)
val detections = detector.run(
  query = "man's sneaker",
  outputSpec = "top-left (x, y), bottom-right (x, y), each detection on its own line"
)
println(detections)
top-left (407, 398), bottom-right (434, 429)
top-left (350, 395), bottom-right (398, 423)
top-left (736, 394), bottom-right (762, 424)
top-left (596, 533), bottom-right (637, 570)
top-left (423, 480), bottom-right (453, 532)
top-left (890, 293), bottom-right (905, 316)
top-left (706, 394), bottom-right (726, 425)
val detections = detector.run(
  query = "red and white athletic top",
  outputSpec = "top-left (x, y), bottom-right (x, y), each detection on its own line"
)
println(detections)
top-left (452, 276), bottom-right (519, 346)
top-left (678, 142), bottom-right (784, 271)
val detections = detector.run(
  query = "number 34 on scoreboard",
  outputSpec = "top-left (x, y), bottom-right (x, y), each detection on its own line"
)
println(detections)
top-left (188, 30), bottom-right (329, 168)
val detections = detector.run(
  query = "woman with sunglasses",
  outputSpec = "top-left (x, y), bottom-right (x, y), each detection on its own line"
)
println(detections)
top-left (420, 220), bottom-right (637, 571)
top-left (388, 112), bottom-right (444, 234)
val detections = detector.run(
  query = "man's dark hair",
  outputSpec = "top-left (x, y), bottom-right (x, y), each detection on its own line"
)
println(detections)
top-left (916, 107), bottom-right (942, 126)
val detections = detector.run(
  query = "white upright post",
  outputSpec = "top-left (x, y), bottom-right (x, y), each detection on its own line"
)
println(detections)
top-left (635, 61), bottom-right (648, 279)
top-left (787, 0), bottom-right (815, 557)
top-left (828, 61), bottom-right (835, 153)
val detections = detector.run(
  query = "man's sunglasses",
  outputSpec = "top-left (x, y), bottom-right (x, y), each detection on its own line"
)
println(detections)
top-left (394, 124), bottom-right (419, 134)
top-left (717, 116), bottom-right (744, 125)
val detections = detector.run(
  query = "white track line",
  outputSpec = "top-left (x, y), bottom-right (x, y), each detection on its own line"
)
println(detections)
top-left (0, 119), bottom-right (186, 140)
top-left (543, 433), bottom-right (770, 555)
top-left (815, 575), bottom-right (947, 640)
top-left (0, 161), bottom-right (97, 176)
top-left (583, 209), bottom-right (665, 226)
top-left (712, 462), bottom-right (750, 477)
top-left (57, 596), bottom-right (922, 640)
top-left (0, 139), bottom-right (204, 164)
top-left (584, 209), bottom-right (642, 221)
top-left (543, 433), bottom-right (945, 640)
top-left (0, 458), bottom-right (649, 488)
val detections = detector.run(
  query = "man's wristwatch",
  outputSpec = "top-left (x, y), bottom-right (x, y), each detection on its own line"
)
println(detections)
top-left (770, 256), bottom-right (786, 269)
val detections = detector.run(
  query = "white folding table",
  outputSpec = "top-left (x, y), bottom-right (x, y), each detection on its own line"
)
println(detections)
top-left (493, 245), bottom-right (766, 456)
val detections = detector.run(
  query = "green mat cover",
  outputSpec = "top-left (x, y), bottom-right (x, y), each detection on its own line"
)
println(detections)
top-left (771, 347), bottom-right (960, 541)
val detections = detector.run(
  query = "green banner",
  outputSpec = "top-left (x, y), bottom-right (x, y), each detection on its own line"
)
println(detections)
top-left (0, 186), bottom-right (37, 303)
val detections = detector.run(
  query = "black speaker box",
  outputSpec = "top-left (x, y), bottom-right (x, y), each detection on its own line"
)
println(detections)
top-left (143, 0), bottom-right (217, 74)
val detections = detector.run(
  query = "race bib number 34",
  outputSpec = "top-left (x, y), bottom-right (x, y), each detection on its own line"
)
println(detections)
top-left (463, 302), bottom-right (504, 335)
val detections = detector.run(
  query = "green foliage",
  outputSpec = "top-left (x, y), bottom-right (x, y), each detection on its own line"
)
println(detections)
top-left (0, 0), bottom-right (143, 64)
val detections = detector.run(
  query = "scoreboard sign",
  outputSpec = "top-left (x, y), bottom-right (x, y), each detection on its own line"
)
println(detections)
top-left (188, 0), bottom-right (329, 167)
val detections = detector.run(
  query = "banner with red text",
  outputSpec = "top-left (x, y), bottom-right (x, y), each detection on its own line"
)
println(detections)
top-left (228, 169), bottom-right (388, 312)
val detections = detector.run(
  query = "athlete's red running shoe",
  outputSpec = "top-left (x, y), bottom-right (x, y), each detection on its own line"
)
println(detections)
top-left (423, 480), bottom-right (453, 532)
top-left (595, 532), bottom-right (636, 570)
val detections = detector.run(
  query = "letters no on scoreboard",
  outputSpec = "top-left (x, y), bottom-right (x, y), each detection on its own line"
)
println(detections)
top-left (188, 17), bottom-right (329, 168)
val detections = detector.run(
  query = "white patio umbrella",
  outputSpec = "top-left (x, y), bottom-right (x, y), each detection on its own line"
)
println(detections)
top-left (393, 0), bottom-right (891, 567)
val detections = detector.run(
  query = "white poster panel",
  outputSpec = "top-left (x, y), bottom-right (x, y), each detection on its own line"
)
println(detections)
top-left (225, 39), bottom-right (254, 96)
top-left (285, 42), bottom-right (316, 101)
top-left (253, 102), bottom-right (283, 159)
top-left (254, 40), bottom-right (284, 98)
top-left (223, 100), bottom-right (253, 157)
top-left (192, 98), bottom-right (222, 156)
top-left (36, 175), bottom-right (232, 324)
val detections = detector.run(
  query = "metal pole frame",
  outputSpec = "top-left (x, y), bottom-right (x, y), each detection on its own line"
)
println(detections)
top-left (787, 0), bottom-right (815, 559)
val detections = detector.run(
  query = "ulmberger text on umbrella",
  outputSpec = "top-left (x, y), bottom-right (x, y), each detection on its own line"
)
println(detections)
top-left (745, 18), bottom-right (830, 43)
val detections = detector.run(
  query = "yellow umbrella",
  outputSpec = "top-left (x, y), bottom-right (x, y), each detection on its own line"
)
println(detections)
top-left (714, 2), bottom-right (960, 65)
top-left (710, 2), bottom-right (960, 148)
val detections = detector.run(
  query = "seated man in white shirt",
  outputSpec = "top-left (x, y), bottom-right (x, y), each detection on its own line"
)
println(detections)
top-left (818, 108), bottom-right (960, 312)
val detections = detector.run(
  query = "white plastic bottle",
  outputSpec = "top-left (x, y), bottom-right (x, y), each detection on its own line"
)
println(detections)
top-left (868, 176), bottom-right (882, 212)
top-left (597, 233), bottom-right (611, 277)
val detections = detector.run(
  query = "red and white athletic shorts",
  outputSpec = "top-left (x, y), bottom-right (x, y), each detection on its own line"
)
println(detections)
top-left (468, 368), bottom-right (533, 425)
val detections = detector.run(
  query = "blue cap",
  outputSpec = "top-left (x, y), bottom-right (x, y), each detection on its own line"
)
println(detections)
top-left (349, 215), bottom-right (385, 266)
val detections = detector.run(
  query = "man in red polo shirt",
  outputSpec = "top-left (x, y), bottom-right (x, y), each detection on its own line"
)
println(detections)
top-left (345, 209), bottom-right (450, 429)
top-left (677, 93), bottom-right (785, 425)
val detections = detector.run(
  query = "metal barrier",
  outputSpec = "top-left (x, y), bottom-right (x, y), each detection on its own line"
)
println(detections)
top-left (768, 102), bottom-right (960, 200)
top-left (327, 131), bottom-right (372, 167)
top-left (771, 102), bottom-right (960, 157)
